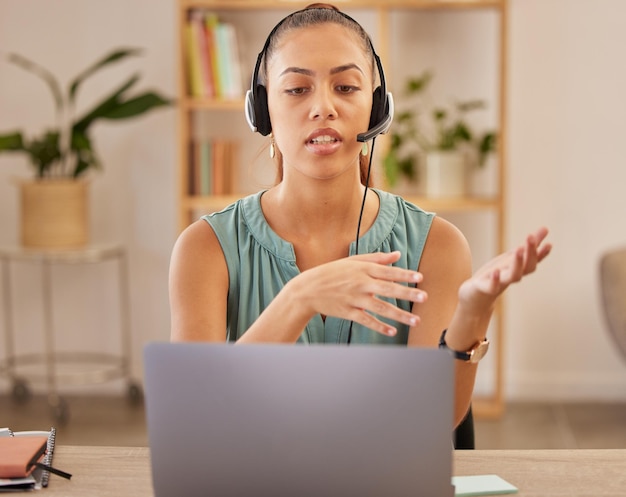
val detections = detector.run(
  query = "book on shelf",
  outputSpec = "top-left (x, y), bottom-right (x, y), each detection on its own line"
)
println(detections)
top-left (192, 10), bottom-right (215, 98)
top-left (205, 12), bottom-right (221, 98)
top-left (184, 21), bottom-right (203, 98)
top-left (216, 22), bottom-right (243, 100)
top-left (184, 10), bottom-right (243, 100)
top-left (188, 138), bottom-right (237, 196)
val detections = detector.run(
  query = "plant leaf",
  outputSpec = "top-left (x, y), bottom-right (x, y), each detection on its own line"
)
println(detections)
top-left (453, 122), bottom-right (472, 142)
top-left (0, 131), bottom-right (25, 151)
top-left (26, 131), bottom-right (61, 177)
top-left (390, 132), bottom-right (402, 149)
top-left (479, 132), bottom-right (497, 154)
top-left (405, 71), bottom-right (432, 95)
top-left (457, 99), bottom-right (486, 113)
top-left (398, 156), bottom-right (416, 180)
top-left (70, 130), bottom-right (100, 178)
top-left (478, 132), bottom-right (497, 167)
top-left (71, 129), bottom-right (92, 151)
top-left (397, 110), bottom-right (413, 123)
top-left (383, 153), bottom-right (400, 187)
top-left (68, 47), bottom-right (143, 104)
top-left (98, 92), bottom-right (172, 120)
top-left (5, 53), bottom-right (64, 113)
top-left (72, 74), bottom-right (140, 132)
top-left (433, 109), bottom-right (447, 121)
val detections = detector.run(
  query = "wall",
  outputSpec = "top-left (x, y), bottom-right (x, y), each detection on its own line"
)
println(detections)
top-left (505, 0), bottom-right (626, 399)
top-left (0, 0), bottom-right (625, 401)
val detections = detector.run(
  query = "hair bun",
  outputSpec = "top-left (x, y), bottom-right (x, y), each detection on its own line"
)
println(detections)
top-left (304, 3), bottom-right (340, 11)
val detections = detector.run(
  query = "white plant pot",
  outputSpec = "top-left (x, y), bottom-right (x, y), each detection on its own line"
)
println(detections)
top-left (420, 151), bottom-right (467, 198)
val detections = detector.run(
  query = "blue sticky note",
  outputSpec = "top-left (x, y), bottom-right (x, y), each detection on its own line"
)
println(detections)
top-left (452, 474), bottom-right (518, 496)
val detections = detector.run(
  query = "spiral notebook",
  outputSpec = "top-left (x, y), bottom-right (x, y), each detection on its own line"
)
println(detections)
top-left (0, 427), bottom-right (56, 490)
top-left (144, 342), bottom-right (456, 497)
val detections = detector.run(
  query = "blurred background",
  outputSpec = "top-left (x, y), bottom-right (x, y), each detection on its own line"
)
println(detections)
top-left (0, 0), bottom-right (625, 448)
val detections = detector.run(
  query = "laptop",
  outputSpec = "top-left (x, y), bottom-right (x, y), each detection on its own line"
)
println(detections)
top-left (143, 342), bottom-right (455, 497)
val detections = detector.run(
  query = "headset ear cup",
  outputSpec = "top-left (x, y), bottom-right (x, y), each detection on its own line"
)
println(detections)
top-left (254, 84), bottom-right (272, 136)
top-left (368, 86), bottom-right (385, 131)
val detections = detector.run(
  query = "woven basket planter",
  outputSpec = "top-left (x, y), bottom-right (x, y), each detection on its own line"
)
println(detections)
top-left (19, 179), bottom-right (89, 248)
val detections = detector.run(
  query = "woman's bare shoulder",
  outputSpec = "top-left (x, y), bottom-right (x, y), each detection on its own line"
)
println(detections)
top-left (178, 218), bottom-right (215, 241)
top-left (169, 219), bottom-right (228, 342)
top-left (420, 216), bottom-right (472, 279)
top-left (172, 219), bottom-right (222, 258)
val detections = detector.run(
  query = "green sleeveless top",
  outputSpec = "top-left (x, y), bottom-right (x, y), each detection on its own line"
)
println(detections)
top-left (202, 189), bottom-right (434, 344)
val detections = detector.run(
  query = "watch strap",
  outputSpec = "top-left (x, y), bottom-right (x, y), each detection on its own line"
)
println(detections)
top-left (438, 329), bottom-right (472, 361)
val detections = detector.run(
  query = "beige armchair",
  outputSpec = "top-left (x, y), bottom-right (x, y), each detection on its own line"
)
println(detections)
top-left (599, 247), bottom-right (626, 361)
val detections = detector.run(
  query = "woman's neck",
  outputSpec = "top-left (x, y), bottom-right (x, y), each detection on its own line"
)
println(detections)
top-left (263, 176), bottom-right (375, 239)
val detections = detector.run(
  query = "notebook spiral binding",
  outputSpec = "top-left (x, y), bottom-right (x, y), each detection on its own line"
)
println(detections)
top-left (41, 427), bottom-right (56, 488)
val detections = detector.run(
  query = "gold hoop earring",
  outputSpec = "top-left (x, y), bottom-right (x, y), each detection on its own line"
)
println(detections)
top-left (360, 142), bottom-right (368, 157)
top-left (269, 135), bottom-right (276, 159)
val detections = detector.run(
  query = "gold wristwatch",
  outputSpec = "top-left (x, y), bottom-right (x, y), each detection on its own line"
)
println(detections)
top-left (438, 329), bottom-right (490, 364)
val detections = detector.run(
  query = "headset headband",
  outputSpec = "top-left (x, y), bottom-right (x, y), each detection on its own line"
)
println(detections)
top-left (245, 6), bottom-right (393, 141)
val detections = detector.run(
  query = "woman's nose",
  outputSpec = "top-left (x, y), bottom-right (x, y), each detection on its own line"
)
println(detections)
top-left (309, 88), bottom-right (337, 121)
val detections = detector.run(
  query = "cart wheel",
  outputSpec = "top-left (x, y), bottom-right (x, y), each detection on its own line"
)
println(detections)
top-left (11, 379), bottom-right (31, 403)
top-left (127, 382), bottom-right (143, 405)
top-left (51, 397), bottom-right (70, 425)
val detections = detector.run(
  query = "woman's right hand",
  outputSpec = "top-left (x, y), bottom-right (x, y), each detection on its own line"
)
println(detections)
top-left (288, 251), bottom-right (426, 337)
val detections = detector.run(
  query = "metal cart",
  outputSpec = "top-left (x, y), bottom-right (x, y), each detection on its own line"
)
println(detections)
top-left (0, 244), bottom-right (142, 423)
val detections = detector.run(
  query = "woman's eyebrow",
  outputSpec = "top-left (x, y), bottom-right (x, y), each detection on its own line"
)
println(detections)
top-left (330, 63), bottom-right (364, 76)
top-left (280, 67), bottom-right (314, 77)
top-left (279, 63), bottom-right (365, 77)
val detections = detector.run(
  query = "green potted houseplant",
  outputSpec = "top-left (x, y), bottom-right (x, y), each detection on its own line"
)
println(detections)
top-left (383, 71), bottom-right (496, 197)
top-left (0, 47), bottom-right (172, 248)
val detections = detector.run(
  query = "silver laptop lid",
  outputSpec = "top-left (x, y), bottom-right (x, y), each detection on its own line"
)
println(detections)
top-left (144, 342), bottom-right (455, 497)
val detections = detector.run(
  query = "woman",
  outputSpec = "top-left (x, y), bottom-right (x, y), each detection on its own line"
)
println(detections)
top-left (169, 4), bottom-right (551, 427)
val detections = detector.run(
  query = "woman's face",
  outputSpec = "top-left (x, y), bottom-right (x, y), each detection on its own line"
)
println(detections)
top-left (266, 23), bottom-right (374, 182)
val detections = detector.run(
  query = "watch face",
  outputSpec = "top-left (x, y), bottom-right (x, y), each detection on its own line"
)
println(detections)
top-left (469, 340), bottom-right (490, 364)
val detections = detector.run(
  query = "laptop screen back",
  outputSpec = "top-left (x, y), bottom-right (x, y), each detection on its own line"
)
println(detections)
top-left (144, 342), bottom-right (455, 497)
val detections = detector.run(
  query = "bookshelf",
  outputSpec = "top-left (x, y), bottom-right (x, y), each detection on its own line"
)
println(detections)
top-left (176, 0), bottom-right (508, 418)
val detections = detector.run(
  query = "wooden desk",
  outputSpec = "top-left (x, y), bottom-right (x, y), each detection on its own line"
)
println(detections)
top-left (43, 446), bottom-right (626, 496)
top-left (457, 450), bottom-right (626, 496)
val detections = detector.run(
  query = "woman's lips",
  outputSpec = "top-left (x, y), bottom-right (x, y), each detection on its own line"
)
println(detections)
top-left (305, 130), bottom-right (342, 155)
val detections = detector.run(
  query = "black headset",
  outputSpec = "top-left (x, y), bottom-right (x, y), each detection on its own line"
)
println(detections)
top-left (244, 7), bottom-right (394, 143)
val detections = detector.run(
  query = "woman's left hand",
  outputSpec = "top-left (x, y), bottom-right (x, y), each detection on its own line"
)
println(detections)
top-left (457, 226), bottom-right (552, 313)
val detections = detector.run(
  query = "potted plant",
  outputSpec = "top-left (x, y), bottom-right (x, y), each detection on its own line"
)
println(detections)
top-left (0, 47), bottom-right (172, 248)
top-left (383, 71), bottom-right (497, 197)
